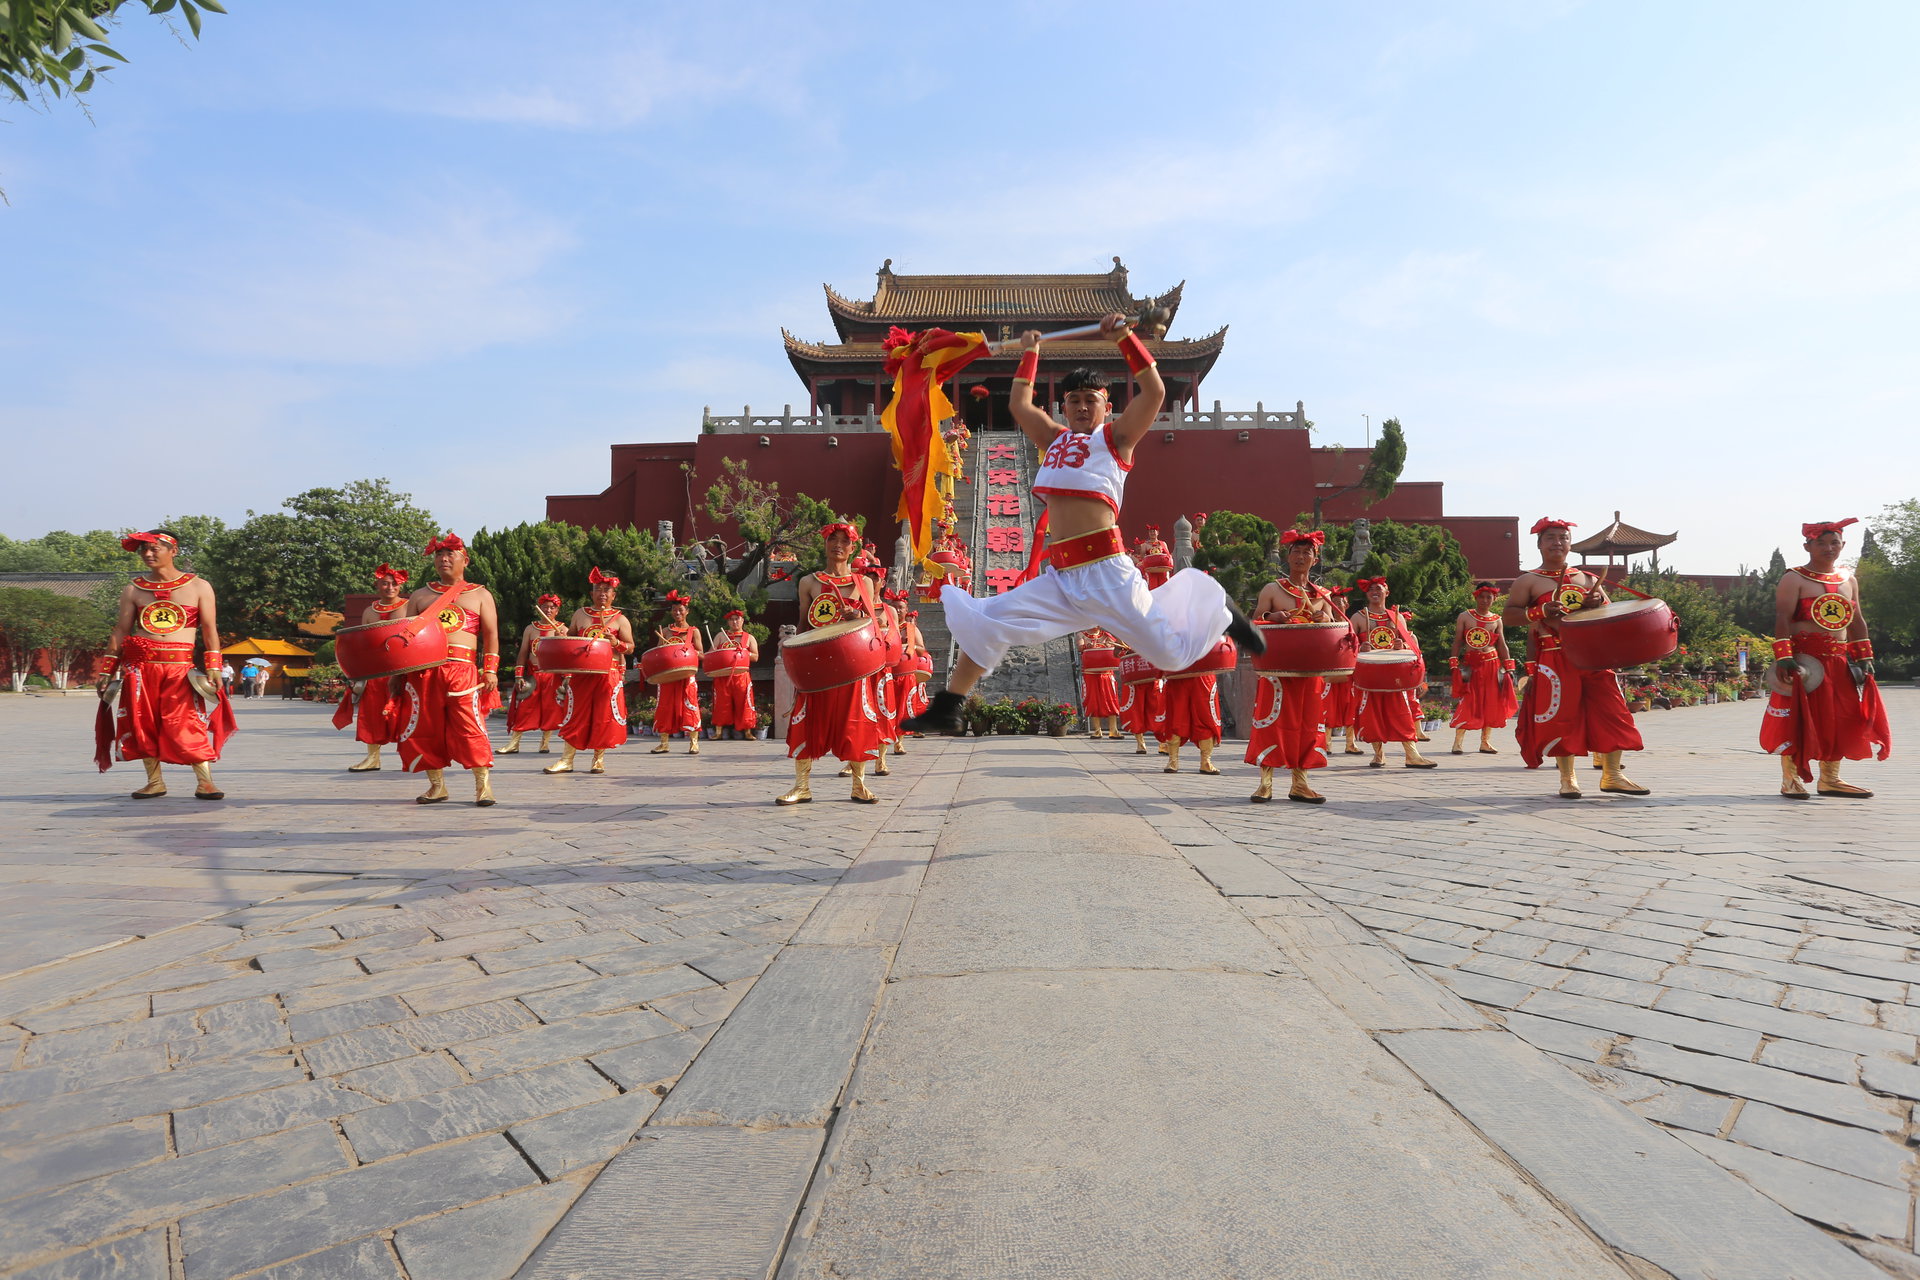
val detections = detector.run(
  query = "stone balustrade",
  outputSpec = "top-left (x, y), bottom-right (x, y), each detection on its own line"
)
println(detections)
top-left (700, 400), bottom-right (1308, 435)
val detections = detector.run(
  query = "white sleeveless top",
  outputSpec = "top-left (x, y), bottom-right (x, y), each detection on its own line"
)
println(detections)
top-left (1031, 424), bottom-right (1131, 516)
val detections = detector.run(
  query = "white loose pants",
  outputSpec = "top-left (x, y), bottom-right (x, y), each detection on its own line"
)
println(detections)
top-left (941, 558), bottom-right (1231, 678)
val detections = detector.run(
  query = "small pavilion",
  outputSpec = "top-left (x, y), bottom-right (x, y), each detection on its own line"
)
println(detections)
top-left (1574, 512), bottom-right (1678, 577)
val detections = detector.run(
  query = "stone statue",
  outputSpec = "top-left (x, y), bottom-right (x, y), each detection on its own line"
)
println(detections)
top-left (655, 521), bottom-right (674, 552)
top-left (1172, 515), bottom-right (1194, 571)
top-left (1345, 518), bottom-right (1372, 571)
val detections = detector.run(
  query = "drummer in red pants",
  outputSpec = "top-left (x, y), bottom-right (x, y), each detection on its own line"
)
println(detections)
top-left (1505, 518), bottom-right (1647, 798)
top-left (1160, 662), bottom-right (1223, 775)
top-left (881, 588), bottom-right (917, 756)
top-left (850, 567), bottom-right (899, 777)
top-left (778, 522), bottom-right (885, 805)
top-left (334, 564), bottom-right (409, 772)
top-left (1079, 628), bottom-right (1122, 739)
top-left (1351, 578), bottom-right (1438, 770)
top-left (503, 593), bottom-right (568, 755)
top-left (901, 609), bottom-right (932, 726)
top-left (545, 568), bottom-right (632, 775)
top-left (709, 608), bottom-right (760, 740)
top-left (1447, 581), bottom-right (1518, 754)
top-left (649, 590), bottom-right (704, 755)
top-left (1245, 530), bottom-right (1344, 803)
top-left (396, 534), bottom-right (500, 805)
top-left (1761, 518), bottom-right (1891, 799)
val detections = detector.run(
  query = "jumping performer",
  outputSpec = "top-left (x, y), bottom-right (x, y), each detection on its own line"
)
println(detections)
top-left (546, 569), bottom-right (632, 775)
top-left (94, 529), bottom-right (236, 799)
top-left (1761, 518), bottom-right (1891, 798)
top-left (1448, 581), bottom-right (1518, 754)
top-left (1505, 518), bottom-right (1646, 799)
top-left (503, 593), bottom-right (567, 755)
top-left (334, 564), bottom-right (409, 772)
top-left (1245, 529), bottom-right (1343, 803)
top-left (904, 315), bottom-right (1261, 734)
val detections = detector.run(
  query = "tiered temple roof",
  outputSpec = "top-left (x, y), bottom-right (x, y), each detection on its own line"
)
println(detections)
top-left (1574, 512), bottom-right (1678, 559)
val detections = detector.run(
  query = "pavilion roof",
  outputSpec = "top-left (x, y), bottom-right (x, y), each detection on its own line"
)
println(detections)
top-left (1573, 512), bottom-right (1677, 556)
top-left (783, 327), bottom-right (1228, 381)
top-left (224, 637), bottom-right (315, 657)
top-left (0, 572), bottom-right (120, 599)
top-left (824, 258), bottom-right (1183, 338)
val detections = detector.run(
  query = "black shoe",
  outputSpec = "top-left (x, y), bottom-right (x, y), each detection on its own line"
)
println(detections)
top-left (1225, 604), bottom-right (1266, 658)
top-left (901, 690), bottom-right (966, 736)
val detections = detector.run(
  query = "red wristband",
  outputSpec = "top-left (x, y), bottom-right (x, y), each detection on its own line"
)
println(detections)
top-left (1448, 657), bottom-right (1459, 669)
top-left (514, 664), bottom-right (525, 679)
top-left (1771, 638), bottom-right (1794, 659)
top-left (1116, 331), bottom-right (1154, 374)
top-left (100, 655), bottom-right (120, 676)
top-left (481, 654), bottom-right (499, 673)
top-left (203, 651), bottom-right (222, 672)
top-left (1852, 639), bottom-right (1874, 659)
top-left (1013, 350), bottom-right (1039, 384)
top-left (1526, 603), bottom-right (1546, 623)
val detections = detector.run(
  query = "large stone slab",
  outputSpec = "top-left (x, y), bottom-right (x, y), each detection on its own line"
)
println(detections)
top-left (516, 1127), bottom-right (823, 1280)
top-left (652, 945), bottom-right (889, 1129)
top-left (1382, 1029), bottom-right (1886, 1280)
top-left (783, 969), bottom-right (1625, 1279)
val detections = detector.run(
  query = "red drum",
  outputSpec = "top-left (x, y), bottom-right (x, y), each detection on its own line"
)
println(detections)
top-left (536, 636), bottom-right (614, 675)
top-left (640, 642), bottom-right (699, 685)
top-left (907, 651), bottom-right (934, 683)
top-left (882, 631), bottom-right (905, 668)
top-left (1166, 638), bottom-right (1237, 680)
top-left (929, 550), bottom-right (964, 579)
top-left (1118, 653), bottom-right (1163, 686)
top-left (781, 618), bottom-right (888, 693)
top-left (1352, 650), bottom-right (1426, 693)
top-left (1557, 598), bottom-right (1680, 671)
top-left (335, 614), bottom-right (448, 680)
top-left (1137, 553), bottom-right (1175, 575)
top-left (1081, 646), bottom-right (1119, 672)
top-left (701, 646), bottom-right (748, 677)
top-left (1252, 621), bottom-right (1357, 677)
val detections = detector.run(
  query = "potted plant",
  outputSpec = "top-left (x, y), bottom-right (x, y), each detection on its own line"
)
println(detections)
top-left (963, 695), bottom-right (992, 737)
top-left (1039, 701), bottom-right (1075, 736)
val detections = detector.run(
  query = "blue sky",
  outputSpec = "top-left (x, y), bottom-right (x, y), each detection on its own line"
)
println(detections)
top-left (3, 0), bottom-right (1916, 573)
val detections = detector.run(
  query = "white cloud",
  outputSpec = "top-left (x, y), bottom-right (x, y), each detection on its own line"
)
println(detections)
top-left (155, 199), bottom-right (575, 366)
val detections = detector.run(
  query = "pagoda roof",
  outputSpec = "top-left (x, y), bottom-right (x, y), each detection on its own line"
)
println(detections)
top-left (783, 326), bottom-right (1228, 381)
top-left (1573, 511), bottom-right (1677, 556)
top-left (824, 257), bottom-right (1183, 339)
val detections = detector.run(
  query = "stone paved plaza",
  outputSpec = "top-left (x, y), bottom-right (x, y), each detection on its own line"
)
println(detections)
top-left (1, 690), bottom-right (1915, 1278)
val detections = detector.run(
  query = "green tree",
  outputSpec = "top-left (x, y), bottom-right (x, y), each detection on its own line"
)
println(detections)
top-left (467, 522), bottom-right (684, 650)
top-left (206, 479), bottom-right (438, 635)
top-left (1190, 510), bottom-right (1278, 614)
top-left (1624, 569), bottom-right (1741, 665)
top-left (0, 528), bottom-right (127, 571)
top-left (1, 0), bottom-right (226, 104)
top-left (153, 513), bottom-right (228, 571)
top-left (0, 587), bottom-right (109, 688)
top-left (1858, 499), bottom-right (1920, 679)
top-left (699, 457), bottom-right (860, 591)
top-left (1312, 417), bottom-right (1408, 525)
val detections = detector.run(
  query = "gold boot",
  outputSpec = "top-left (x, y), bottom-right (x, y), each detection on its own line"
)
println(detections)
top-left (688, 735), bottom-right (700, 755)
top-left (543, 747), bottom-right (577, 775)
top-left (1370, 744), bottom-right (1386, 768)
top-left (1557, 755), bottom-right (1582, 799)
top-left (838, 761), bottom-right (854, 777)
top-left (1289, 767), bottom-right (1326, 804)
top-left (1134, 733), bottom-right (1148, 755)
top-left (1343, 727), bottom-right (1363, 755)
top-left (1451, 728), bottom-right (1467, 755)
top-left (1780, 754), bottom-right (1809, 801)
top-left (348, 744), bottom-right (382, 772)
top-left (538, 731), bottom-right (552, 753)
top-left (1600, 750), bottom-right (1649, 795)
top-left (1197, 739), bottom-right (1219, 775)
top-left (1590, 751), bottom-right (1605, 771)
top-left (892, 738), bottom-right (906, 755)
top-left (132, 757), bottom-right (167, 799)
top-left (501, 732), bottom-right (523, 755)
top-left (191, 761), bottom-right (224, 800)
top-left (1163, 736), bottom-right (1182, 773)
top-left (650, 737), bottom-right (670, 754)
top-left (589, 749), bottom-right (606, 775)
top-left (775, 759), bottom-right (813, 805)
top-left (1250, 767), bottom-right (1274, 803)
top-left (1817, 759), bottom-right (1873, 799)
top-left (473, 766), bottom-right (496, 807)
top-left (416, 768), bottom-right (450, 804)
top-left (1479, 730), bottom-right (1498, 755)
top-left (849, 760), bottom-right (878, 804)
top-left (1402, 741), bottom-right (1438, 769)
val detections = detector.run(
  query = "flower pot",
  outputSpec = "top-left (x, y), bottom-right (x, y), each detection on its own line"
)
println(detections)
top-left (1048, 725), bottom-right (1066, 737)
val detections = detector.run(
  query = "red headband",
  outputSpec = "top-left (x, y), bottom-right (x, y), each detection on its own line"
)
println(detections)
top-left (1280, 529), bottom-right (1325, 547)
top-left (1144, 525), bottom-right (1160, 533)
top-left (1529, 518), bottom-right (1575, 535)
top-left (820, 522), bottom-right (859, 542)
top-left (1356, 577), bottom-right (1389, 592)
top-left (1802, 518), bottom-right (1857, 540)
top-left (662, 590), bottom-right (690, 605)
top-left (373, 563), bottom-right (409, 585)
top-left (724, 608), bottom-right (745, 619)
top-left (536, 593), bottom-right (562, 608)
top-left (588, 567), bottom-right (620, 587)
top-left (905, 610), bottom-right (919, 619)
top-left (120, 530), bottom-right (178, 553)
top-left (424, 532), bottom-right (466, 555)
top-left (1190, 513), bottom-right (1208, 527)
top-left (1472, 581), bottom-right (1499, 595)
top-left (881, 588), bottom-right (908, 602)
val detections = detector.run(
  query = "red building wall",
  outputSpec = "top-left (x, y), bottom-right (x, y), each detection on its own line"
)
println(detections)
top-left (547, 428), bottom-right (1520, 579)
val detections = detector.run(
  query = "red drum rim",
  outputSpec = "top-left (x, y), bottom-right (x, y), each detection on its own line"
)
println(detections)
top-left (1264, 669), bottom-right (1350, 679)
top-left (783, 618), bottom-right (875, 648)
top-left (1559, 598), bottom-right (1668, 624)
top-left (1254, 619), bottom-right (1349, 632)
